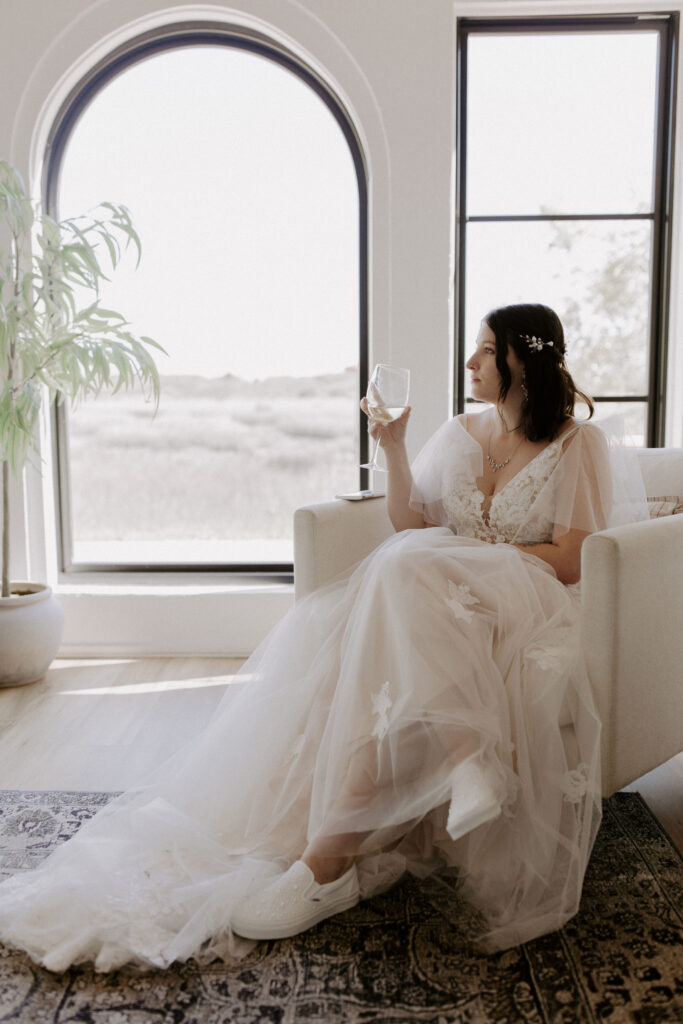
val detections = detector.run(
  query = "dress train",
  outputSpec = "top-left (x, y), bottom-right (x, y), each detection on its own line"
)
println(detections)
top-left (0, 526), bottom-right (601, 970)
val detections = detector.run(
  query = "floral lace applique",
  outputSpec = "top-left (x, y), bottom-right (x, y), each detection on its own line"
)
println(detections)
top-left (287, 734), bottom-right (306, 763)
top-left (446, 580), bottom-right (479, 623)
top-left (371, 681), bottom-right (392, 740)
top-left (524, 644), bottom-right (570, 674)
top-left (561, 765), bottom-right (593, 802)
top-left (98, 847), bottom-right (192, 962)
top-left (443, 438), bottom-right (564, 544)
top-left (560, 763), bottom-right (591, 803)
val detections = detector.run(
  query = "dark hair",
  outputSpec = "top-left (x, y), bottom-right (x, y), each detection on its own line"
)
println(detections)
top-left (483, 302), bottom-right (594, 442)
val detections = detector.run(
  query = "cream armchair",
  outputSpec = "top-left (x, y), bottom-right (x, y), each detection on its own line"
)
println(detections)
top-left (293, 448), bottom-right (683, 797)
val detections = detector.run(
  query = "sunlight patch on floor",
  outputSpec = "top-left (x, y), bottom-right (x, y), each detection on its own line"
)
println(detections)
top-left (55, 659), bottom-right (139, 668)
top-left (58, 674), bottom-right (251, 696)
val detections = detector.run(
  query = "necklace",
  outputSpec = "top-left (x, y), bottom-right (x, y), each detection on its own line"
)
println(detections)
top-left (487, 426), bottom-right (525, 473)
top-left (497, 407), bottom-right (522, 433)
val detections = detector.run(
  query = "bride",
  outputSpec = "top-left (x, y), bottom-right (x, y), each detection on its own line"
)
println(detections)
top-left (0, 302), bottom-right (646, 972)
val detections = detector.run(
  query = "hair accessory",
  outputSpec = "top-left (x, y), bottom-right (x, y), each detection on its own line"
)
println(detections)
top-left (520, 333), bottom-right (554, 352)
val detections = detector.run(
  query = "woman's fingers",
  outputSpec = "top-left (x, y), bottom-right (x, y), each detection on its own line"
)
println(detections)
top-left (360, 398), bottom-right (410, 443)
top-left (360, 399), bottom-right (411, 421)
top-left (386, 406), bottom-right (410, 443)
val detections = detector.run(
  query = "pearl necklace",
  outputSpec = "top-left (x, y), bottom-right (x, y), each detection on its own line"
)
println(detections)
top-left (487, 426), bottom-right (524, 473)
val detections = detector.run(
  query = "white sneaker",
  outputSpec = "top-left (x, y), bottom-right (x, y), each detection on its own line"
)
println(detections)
top-left (231, 860), bottom-right (360, 940)
top-left (446, 760), bottom-right (503, 841)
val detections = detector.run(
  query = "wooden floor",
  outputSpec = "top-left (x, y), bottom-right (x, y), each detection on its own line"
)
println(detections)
top-left (0, 658), bottom-right (681, 852)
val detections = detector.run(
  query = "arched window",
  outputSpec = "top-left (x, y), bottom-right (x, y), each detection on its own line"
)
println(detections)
top-left (46, 26), bottom-right (368, 573)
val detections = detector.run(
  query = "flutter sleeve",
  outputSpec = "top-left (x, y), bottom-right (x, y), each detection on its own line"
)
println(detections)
top-left (408, 416), bottom-right (483, 528)
top-left (548, 419), bottom-right (649, 539)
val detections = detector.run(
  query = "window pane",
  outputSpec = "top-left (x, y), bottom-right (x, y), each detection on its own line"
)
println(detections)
top-left (593, 401), bottom-right (647, 447)
top-left (467, 31), bottom-right (659, 215)
top-left (465, 220), bottom-right (651, 397)
top-left (68, 374), bottom-right (357, 564)
top-left (57, 45), bottom-right (360, 566)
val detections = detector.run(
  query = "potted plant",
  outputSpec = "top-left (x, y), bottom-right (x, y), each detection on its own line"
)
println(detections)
top-left (0, 160), bottom-right (164, 686)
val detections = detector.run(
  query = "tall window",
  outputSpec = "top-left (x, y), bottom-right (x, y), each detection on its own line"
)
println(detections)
top-left (47, 29), bottom-right (367, 573)
top-left (456, 15), bottom-right (677, 445)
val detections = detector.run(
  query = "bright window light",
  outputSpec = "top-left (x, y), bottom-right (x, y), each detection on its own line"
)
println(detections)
top-left (55, 44), bottom-right (361, 568)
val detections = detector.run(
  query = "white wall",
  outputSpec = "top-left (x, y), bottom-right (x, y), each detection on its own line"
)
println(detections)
top-left (2, 0), bottom-right (682, 655)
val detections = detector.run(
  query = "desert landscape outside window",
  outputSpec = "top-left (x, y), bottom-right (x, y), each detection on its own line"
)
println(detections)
top-left (48, 32), bottom-right (366, 572)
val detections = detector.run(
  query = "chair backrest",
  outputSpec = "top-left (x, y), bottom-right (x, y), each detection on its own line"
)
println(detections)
top-left (636, 447), bottom-right (683, 497)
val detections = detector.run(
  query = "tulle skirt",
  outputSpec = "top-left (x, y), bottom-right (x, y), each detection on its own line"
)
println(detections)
top-left (0, 528), bottom-right (601, 971)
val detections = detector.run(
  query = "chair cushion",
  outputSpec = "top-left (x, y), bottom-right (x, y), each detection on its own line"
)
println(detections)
top-left (637, 447), bottom-right (683, 496)
top-left (647, 495), bottom-right (683, 518)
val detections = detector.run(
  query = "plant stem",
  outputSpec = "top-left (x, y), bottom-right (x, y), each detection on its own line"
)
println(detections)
top-left (1, 459), bottom-right (9, 598)
top-left (0, 232), bottom-right (21, 597)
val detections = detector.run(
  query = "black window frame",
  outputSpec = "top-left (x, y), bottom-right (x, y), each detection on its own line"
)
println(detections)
top-left (455, 13), bottom-right (678, 446)
top-left (44, 21), bottom-right (370, 577)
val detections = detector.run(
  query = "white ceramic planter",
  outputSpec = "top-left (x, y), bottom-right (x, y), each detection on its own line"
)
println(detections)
top-left (0, 582), bottom-right (64, 687)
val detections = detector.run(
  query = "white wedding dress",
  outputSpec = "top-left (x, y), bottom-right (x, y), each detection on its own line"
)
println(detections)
top-left (0, 416), bottom-right (647, 972)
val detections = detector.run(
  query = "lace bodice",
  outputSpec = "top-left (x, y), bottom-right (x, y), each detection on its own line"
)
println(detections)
top-left (442, 435), bottom-right (566, 545)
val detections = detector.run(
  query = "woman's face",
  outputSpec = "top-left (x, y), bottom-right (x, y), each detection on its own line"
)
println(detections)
top-left (466, 322), bottom-right (524, 404)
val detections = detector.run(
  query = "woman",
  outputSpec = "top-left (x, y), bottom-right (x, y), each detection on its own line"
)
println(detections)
top-left (0, 303), bottom-right (646, 971)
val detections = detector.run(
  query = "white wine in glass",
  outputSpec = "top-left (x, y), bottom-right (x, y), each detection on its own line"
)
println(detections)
top-left (361, 363), bottom-right (410, 472)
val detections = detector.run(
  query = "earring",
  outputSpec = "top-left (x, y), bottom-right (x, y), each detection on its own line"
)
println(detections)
top-left (521, 371), bottom-right (528, 399)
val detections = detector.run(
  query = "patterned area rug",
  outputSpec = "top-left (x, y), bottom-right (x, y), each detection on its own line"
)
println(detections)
top-left (0, 790), bottom-right (680, 1024)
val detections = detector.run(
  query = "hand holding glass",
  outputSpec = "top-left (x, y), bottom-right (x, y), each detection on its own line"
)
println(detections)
top-left (360, 364), bottom-right (410, 472)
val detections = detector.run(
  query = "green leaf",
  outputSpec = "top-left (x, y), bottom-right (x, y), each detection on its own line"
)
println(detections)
top-left (0, 159), bottom-right (165, 584)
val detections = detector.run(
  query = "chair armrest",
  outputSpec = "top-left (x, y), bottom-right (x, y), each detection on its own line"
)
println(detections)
top-left (293, 497), bottom-right (393, 600)
top-left (580, 513), bottom-right (683, 794)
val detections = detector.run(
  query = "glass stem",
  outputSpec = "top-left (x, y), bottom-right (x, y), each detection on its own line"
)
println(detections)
top-left (370, 435), bottom-right (381, 466)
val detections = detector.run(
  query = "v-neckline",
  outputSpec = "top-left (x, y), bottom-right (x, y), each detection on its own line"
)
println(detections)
top-left (459, 417), bottom-right (577, 503)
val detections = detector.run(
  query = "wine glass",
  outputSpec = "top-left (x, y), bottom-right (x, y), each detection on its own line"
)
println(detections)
top-left (360, 363), bottom-right (410, 472)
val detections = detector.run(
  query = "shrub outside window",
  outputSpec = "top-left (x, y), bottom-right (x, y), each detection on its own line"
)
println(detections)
top-left (456, 15), bottom-right (677, 446)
